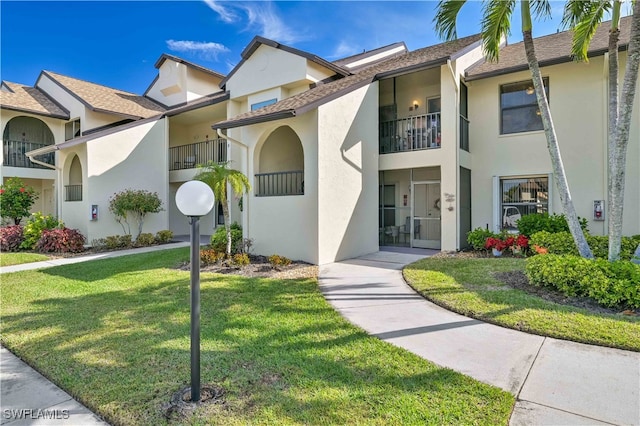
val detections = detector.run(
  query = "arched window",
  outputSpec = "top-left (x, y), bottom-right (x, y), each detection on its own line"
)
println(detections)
top-left (255, 126), bottom-right (304, 196)
top-left (3, 116), bottom-right (54, 168)
top-left (65, 155), bottom-right (83, 201)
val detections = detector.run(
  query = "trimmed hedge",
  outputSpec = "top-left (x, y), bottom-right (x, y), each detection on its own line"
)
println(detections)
top-left (37, 228), bottom-right (85, 253)
top-left (526, 254), bottom-right (640, 308)
top-left (530, 231), bottom-right (640, 261)
top-left (516, 213), bottom-right (588, 237)
top-left (466, 228), bottom-right (497, 251)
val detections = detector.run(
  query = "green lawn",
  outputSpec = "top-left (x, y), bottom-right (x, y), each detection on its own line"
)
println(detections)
top-left (404, 258), bottom-right (640, 352)
top-left (0, 252), bottom-right (49, 267)
top-left (1, 249), bottom-right (513, 425)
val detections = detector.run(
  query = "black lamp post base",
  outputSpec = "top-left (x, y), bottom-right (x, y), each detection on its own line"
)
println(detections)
top-left (165, 385), bottom-right (225, 419)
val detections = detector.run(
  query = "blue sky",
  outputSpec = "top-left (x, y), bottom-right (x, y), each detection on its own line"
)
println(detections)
top-left (0, 1), bottom-right (623, 95)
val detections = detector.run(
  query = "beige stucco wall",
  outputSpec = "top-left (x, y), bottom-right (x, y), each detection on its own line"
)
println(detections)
top-left (147, 60), bottom-right (223, 107)
top-left (57, 119), bottom-right (170, 242)
top-left (228, 112), bottom-right (319, 263)
top-left (58, 144), bottom-right (88, 237)
top-left (317, 83), bottom-right (380, 264)
top-left (467, 53), bottom-right (640, 237)
top-left (225, 44), bottom-right (335, 100)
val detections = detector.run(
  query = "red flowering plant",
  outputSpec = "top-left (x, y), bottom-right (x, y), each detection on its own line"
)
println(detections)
top-left (485, 234), bottom-right (529, 256)
top-left (0, 178), bottom-right (38, 225)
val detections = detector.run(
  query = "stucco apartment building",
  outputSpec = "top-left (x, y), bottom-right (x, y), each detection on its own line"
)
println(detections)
top-left (1, 18), bottom-right (638, 264)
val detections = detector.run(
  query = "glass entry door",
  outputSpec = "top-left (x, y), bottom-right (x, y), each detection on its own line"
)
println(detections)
top-left (412, 181), bottom-right (441, 249)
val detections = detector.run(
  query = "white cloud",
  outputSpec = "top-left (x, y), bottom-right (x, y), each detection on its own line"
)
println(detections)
top-left (330, 41), bottom-right (361, 60)
top-left (166, 40), bottom-right (230, 60)
top-left (203, 0), bottom-right (238, 23)
top-left (201, 1), bottom-right (303, 45)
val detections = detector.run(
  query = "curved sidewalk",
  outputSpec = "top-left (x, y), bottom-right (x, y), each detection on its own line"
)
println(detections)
top-left (319, 251), bottom-right (640, 426)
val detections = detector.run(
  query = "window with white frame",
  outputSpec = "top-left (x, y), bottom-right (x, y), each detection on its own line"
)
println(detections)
top-left (500, 78), bottom-right (549, 134)
top-left (500, 176), bottom-right (549, 231)
top-left (65, 118), bottom-right (81, 141)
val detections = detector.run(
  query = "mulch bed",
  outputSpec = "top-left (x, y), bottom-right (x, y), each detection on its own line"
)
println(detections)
top-left (178, 254), bottom-right (318, 280)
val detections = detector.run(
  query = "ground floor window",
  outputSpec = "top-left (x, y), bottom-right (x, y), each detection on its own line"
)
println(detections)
top-left (500, 176), bottom-right (548, 231)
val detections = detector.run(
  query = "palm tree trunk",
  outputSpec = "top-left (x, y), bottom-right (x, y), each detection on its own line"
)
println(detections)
top-left (523, 29), bottom-right (594, 259)
top-left (609, 2), bottom-right (640, 261)
top-left (221, 195), bottom-right (232, 255)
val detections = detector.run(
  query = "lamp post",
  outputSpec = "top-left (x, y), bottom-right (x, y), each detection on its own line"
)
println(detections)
top-left (175, 180), bottom-right (214, 402)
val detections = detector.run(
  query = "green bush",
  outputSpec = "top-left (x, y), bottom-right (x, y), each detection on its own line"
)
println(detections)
top-left (135, 233), bottom-right (156, 247)
top-left (530, 231), bottom-right (640, 260)
top-left (517, 213), bottom-right (588, 237)
top-left (155, 230), bottom-right (173, 244)
top-left (268, 254), bottom-right (292, 268)
top-left (20, 213), bottom-right (62, 250)
top-left (466, 228), bottom-right (497, 251)
top-left (232, 253), bottom-right (250, 266)
top-left (105, 234), bottom-right (132, 250)
top-left (0, 178), bottom-right (38, 225)
top-left (526, 254), bottom-right (640, 308)
top-left (91, 238), bottom-right (107, 251)
top-left (210, 223), bottom-right (242, 253)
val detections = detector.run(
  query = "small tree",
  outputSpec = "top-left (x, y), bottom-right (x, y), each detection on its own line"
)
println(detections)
top-left (108, 189), bottom-right (163, 239)
top-left (0, 177), bottom-right (38, 225)
top-left (195, 161), bottom-right (250, 255)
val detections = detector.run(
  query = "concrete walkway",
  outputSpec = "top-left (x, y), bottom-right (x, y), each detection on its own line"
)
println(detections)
top-left (319, 251), bottom-right (640, 426)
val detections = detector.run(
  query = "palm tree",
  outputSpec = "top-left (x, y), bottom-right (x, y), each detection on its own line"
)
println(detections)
top-left (195, 161), bottom-right (251, 255)
top-left (562, 1), bottom-right (640, 261)
top-left (435, 0), bottom-right (594, 258)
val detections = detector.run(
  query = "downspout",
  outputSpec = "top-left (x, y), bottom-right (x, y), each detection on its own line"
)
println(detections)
top-left (602, 53), bottom-right (610, 236)
top-left (216, 128), bottom-right (250, 238)
top-left (446, 59), bottom-right (461, 250)
top-left (27, 152), bottom-right (58, 170)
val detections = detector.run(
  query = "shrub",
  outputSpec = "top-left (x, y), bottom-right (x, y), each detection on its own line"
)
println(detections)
top-left (269, 254), bottom-right (292, 268)
top-left (526, 254), bottom-right (640, 308)
top-left (135, 233), bottom-right (156, 247)
top-left (467, 228), bottom-right (497, 251)
top-left (37, 228), bottom-right (85, 253)
top-left (0, 225), bottom-right (24, 252)
top-left (91, 238), bottom-right (107, 251)
top-left (232, 253), bottom-right (250, 266)
top-left (20, 213), bottom-right (62, 250)
top-left (517, 213), bottom-right (588, 237)
top-left (155, 230), bottom-right (173, 244)
top-left (108, 189), bottom-right (163, 239)
top-left (0, 178), bottom-right (38, 225)
top-left (105, 234), bottom-right (132, 250)
top-left (530, 231), bottom-right (640, 260)
top-left (210, 223), bottom-right (242, 253)
top-left (200, 248), bottom-right (226, 265)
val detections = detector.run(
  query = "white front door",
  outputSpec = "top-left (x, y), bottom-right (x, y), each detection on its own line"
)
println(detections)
top-left (412, 181), bottom-right (441, 249)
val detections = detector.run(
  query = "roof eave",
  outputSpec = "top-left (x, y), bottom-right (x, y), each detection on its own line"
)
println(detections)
top-left (212, 110), bottom-right (296, 130)
top-left (375, 58), bottom-right (449, 80)
top-left (0, 105), bottom-right (70, 120)
top-left (165, 92), bottom-right (230, 117)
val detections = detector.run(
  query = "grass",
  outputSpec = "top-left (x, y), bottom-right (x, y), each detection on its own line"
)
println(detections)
top-left (404, 257), bottom-right (640, 352)
top-left (1, 248), bottom-right (513, 425)
top-left (0, 252), bottom-right (49, 266)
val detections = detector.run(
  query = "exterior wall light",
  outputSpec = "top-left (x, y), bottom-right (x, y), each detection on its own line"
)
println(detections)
top-left (175, 180), bottom-right (215, 402)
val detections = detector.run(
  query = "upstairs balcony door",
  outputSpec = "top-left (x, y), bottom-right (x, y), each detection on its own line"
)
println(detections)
top-left (412, 181), bottom-right (441, 249)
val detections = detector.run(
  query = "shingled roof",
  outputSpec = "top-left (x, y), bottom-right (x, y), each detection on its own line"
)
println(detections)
top-left (213, 33), bottom-right (482, 130)
top-left (466, 16), bottom-right (633, 81)
top-left (0, 81), bottom-right (70, 119)
top-left (40, 71), bottom-right (166, 119)
top-left (154, 53), bottom-right (226, 79)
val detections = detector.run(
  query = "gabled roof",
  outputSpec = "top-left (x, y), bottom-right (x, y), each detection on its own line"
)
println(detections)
top-left (333, 41), bottom-right (408, 70)
top-left (0, 81), bottom-right (70, 119)
top-left (164, 91), bottom-right (230, 117)
top-left (213, 34), bottom-right (482, 130)
top-left (154, 53), bottom-right (226, 79)
top-left (39, 70), bottom-right (166, 119)
top-left (466, 16), bottom-right (633, 81)
top-left (219, 36), bottom-right (351, 88)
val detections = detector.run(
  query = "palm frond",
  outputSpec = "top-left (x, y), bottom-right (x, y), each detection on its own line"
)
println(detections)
top-left (530, 0), bottom-right (552, 20)
top-left (194, 161), bottom-right (250, 204)
top-left (434, 0), bottom-right (468, 41)
top-left (572, 2), bottom-right (610, 61)
top-left (561, 0), bottom-right (603, 29)
top-left (482, 0), bottom-right (515, 62)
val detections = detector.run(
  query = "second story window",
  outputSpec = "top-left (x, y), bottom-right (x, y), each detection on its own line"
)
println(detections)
top-left (251, 98), bottom-right (277, 111)
top-left (65, 119), bottom-right (81, 141)
top-left (500, 78), bottom-right (549, 135)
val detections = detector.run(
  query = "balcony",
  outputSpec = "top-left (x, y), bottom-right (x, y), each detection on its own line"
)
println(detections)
top-left (255, 171), bottom-right (304, 197)
top-left (169, 138), bottom-right (227, 171)
top-left (3, 140), bottom-right (55, 169)
top-left (379, 113), bottom-right (441, 154)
